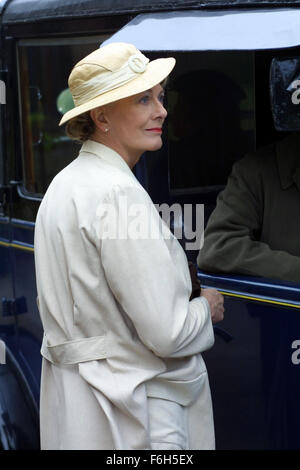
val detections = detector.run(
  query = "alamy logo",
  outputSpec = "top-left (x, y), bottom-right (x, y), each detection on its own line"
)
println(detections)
top-left (96, 197), bottom-right (204, 251)
top-left (291, 80), bottom-right (300, 105)
top-left (0, 79), bottom-right (5, 104)
top-left (291, 340), bottom-right (300, 365)
top-left (0, 340), bottom-right (5, 364)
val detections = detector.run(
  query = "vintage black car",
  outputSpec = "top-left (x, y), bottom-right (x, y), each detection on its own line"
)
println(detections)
top-left (0, 0), bottom-right (300, 449)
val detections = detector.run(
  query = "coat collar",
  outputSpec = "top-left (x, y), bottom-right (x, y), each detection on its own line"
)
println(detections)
top-left (276, 133), bottom-right (300, 192)
top-left (80, 139), bottom-right (135, 179)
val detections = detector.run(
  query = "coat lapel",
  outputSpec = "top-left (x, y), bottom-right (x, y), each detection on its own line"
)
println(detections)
top-left (80, 139), bottom-right (135, 179)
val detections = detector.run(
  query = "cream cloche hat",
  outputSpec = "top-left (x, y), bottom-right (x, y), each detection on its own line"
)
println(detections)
top-left (59, 42), bottom-right (176, 126)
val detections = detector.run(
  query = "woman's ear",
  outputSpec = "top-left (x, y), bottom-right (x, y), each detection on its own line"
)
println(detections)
top-left (90, 107), bottom-right (109, 133)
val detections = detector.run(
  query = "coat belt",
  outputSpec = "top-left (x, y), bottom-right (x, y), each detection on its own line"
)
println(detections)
top-left (41, 334), bottom-right (107, 365)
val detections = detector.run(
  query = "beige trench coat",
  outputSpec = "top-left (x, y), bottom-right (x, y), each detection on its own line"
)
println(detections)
top-left (34, 140), bottom-right (215, 450)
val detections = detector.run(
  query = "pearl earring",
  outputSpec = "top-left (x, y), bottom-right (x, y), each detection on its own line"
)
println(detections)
top-left (104, 128), bottom-right (109, 133)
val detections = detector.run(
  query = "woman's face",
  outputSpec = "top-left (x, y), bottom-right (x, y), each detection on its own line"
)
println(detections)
top-left (99, 84), bottom-right (167, 166)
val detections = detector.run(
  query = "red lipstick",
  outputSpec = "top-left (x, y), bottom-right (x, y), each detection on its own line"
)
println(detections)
top-left (146, 128), bottom-right (162, 133)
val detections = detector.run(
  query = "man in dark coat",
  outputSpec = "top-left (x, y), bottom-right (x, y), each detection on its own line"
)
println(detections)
top-left (197, 132), bottom-right (300, 283)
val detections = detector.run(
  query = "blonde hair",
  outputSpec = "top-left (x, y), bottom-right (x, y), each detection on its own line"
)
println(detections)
top-left (65, 111), bottom-right (95, 142)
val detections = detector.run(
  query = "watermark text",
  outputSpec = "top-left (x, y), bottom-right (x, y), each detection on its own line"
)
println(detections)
top-left (291, 340), bottom-right (300, 365)
top-left (0, 340), bottom-right (6, 364)
top-left (96, 197), bottom-right (204, 251)
top-left (0, 79), bottom-right (5, 104)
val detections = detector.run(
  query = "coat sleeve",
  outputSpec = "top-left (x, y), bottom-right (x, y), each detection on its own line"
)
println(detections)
top-left (197, 153), bottom-right (300, 283)
top-left (93, 183), bottom-right (214, 359)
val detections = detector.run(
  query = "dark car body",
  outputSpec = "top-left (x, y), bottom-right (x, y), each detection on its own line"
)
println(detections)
top-left (0, 0), bottom-right (300, 449)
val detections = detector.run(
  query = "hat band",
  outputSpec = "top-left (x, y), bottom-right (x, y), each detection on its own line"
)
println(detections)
top-left (72, 53), bottom-right (150, 107)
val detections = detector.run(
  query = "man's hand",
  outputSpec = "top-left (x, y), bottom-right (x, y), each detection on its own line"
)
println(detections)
top-left (201, 288), bottom-right (224, 324)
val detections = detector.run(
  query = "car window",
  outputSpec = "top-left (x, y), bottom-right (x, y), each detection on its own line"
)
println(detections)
top-left (17, 36), bottom-right (108, 196)
top-left (166, 51), bottom-right (256, 194)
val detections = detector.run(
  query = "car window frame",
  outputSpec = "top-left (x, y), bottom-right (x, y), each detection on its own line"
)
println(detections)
top-left (16, 34), bottom-right (109, 201)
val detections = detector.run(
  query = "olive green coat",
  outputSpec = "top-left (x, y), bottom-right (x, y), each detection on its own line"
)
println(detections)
top-left (198, 133), bottom-right (300, 283)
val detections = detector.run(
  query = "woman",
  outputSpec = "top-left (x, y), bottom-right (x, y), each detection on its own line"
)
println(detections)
top-left (34, 42), bottom-right (224, 450)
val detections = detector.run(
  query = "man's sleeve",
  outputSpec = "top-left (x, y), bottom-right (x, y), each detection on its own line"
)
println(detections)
top-left (94, 183), bottom-right (214, 359)
top-left (197, 154), bottom-right (300, 283)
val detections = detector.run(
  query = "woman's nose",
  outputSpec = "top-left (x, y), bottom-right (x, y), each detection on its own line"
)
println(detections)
top-left (155, 100), bottom-right (168, 119)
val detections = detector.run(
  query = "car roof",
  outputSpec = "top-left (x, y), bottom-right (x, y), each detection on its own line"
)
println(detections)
top-left (2, 0), bottom-right (300, 24)
top-left (0, 0), bottom-right (10, 16)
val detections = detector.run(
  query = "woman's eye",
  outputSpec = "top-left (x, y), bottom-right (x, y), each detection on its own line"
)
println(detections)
top-left (159, 94), bottom-right (165, 104)
top-left (140, 95), bottom-right (150, 104)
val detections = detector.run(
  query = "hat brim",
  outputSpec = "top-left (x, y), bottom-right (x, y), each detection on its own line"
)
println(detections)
top-left (59, 57), bottom-right (176, 126)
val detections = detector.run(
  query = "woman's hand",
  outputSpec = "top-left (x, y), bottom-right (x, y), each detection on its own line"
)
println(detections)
top-left (201, 288), bottom-right (224, 324)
